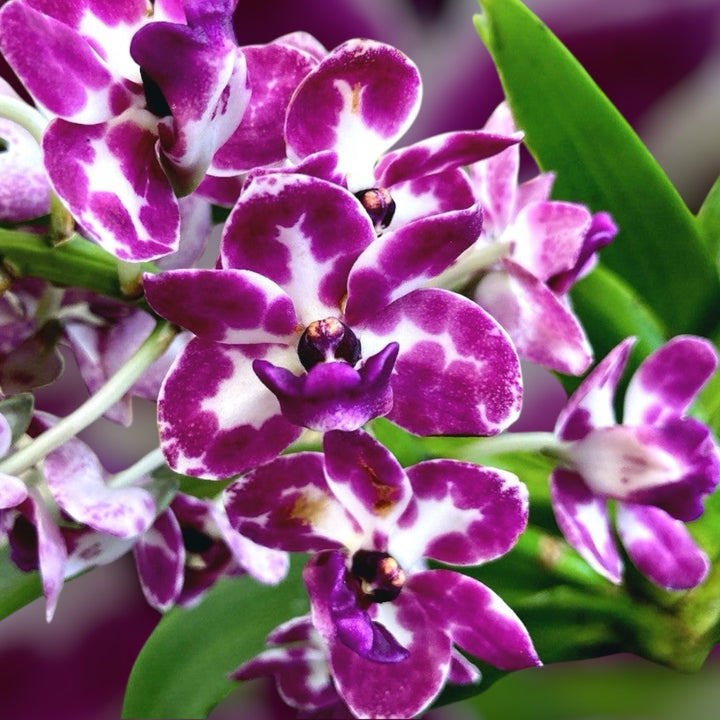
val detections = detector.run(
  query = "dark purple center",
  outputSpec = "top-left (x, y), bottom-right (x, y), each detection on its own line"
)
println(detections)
top-left (297, 317), bottom-right (362, 371)
top-left (354, 187), bottom-right (396, 233)
top-left (351, 549), bottom-right (406, 603)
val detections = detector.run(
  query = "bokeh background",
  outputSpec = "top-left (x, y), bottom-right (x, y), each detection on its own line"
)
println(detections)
top-left (2, 0), bottom-right (720, 718)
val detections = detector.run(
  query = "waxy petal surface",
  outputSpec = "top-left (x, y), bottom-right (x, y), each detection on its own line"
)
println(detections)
top-left (133, 508), bottom-right (185, 612)
top-left (211, 40), bottom-right (318, 174)
top-left (43, 110), bottom-right (180, 261)
top-left (616, 502), bottom-right (709, 590)
top-left (364, 288), bottom-right (522, 436)
top-left (0, 1), bottom-right (137, 122)
top-left (345, 204), bottom-right (483, 326)
top-left (323, 429), bottom-right (411, 541)
top-left (44, 437), bottom-right (156, 538)
top-left (409, 569), bottom-right (541, 671)
top-left (375, 129), bottom-right (522, 188)
top-left (285, 39), bottom-right (422, 189)
top-left (392, 461), bottom-right (527, 569)
top-left (623, 335), bottom-right (718, 426)
top-left (144, 269), bottom-right (299, 344)
top-left (221, 174), bottom-right (375, 321)
top-left (0, 473), bottom-right (27, 509)
top-left (158, 338), bottom-right (301, 478)
top-left (549, 468), bottom-right (622, 584)
top-left (555, 337), bottom-right (635, 441)
top-left (223, 453), bottom-right (361, 552)
top-left (474, 264), bottom-right (592, 375)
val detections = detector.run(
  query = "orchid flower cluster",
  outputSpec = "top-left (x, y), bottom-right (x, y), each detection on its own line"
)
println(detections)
top-left (0, 1), bottom-right (719, 718)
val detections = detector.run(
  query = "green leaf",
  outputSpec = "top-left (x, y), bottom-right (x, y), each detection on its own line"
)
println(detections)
top-left (0, 392), bottom-right (35, 445)
top-left (122, 556), bottom-right (309, 719)
top-left (474, 0), bottom-right (720, 337)
top-left (697, 174), bottom-right (720, 270)
top-left (0, 544), bottom-right (42, 621)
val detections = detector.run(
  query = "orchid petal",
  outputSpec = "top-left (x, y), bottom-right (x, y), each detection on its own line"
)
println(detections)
top-left (210, 40), bottom-right (318, 174)
top-left (364, 288), bottom-right (522, 436)
top-left (623, 335), bottom-right (718, 426)
top-left (0, 473), bottom-right (27, 509)
top-left (223, 453), bottom-right (361, 552)
top-left (616, 502), bottom-right (709, 590)
top-left (448, 650), bottom-right (482, 685)
top-left (133, 508), bottom-right (185, 612)
top-left (392, 462), bottom-right (527, 569)
top-left (375, 129), bottom-right (522, 188)
top-left (158, 338), bottom-right (301, 478)
top-left (345, 204), bottom-right (483, 326)
top-left (43, 110), bottom-right (180, 261)
top-left (555, 337), bottom-right (635, 441)
top-left (0, 1), bottom-right (138, 122)
top-left (221, 174), bottom-right (375, 322)
top-left (474, 264), bottom-right (593, 375)
top-left (144, 269), bottom-right (299, 344)
top-left (549, 468), bottom-right (622, 584)
top-left (322, 429), bottom-right (412, 540)
top-left (131, 17), bottom-right (250, 194)
top-left (44, 437), bottom-right (156, 538)
top-left (285, 39), bottom-right (422, 190)
top-left (63, 528), bottom-right (135, 578)
top-left (408, 569), bottom-right (541, 671)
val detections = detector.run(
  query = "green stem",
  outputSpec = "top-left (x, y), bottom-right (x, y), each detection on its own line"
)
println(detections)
top-left (109, 446), bottom-right (167, 488)
top-left (429, 240), bottom-right (512, 291)
top-left (0, 228), bottom-right (157, 303)
top-left (0, 321), bottom-right (178, 477)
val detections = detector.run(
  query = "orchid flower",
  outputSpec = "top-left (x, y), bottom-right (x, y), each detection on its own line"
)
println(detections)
top-left (144, 172), bottom-right (522, 479)
top-left (439, 102), bottom-right (617, 375)
top-left (0, 0), bottom-right (249, 260)
top-left (224, 429), bottom-right (540, 719)
top-left (551, 335), bottom-right (720, 589)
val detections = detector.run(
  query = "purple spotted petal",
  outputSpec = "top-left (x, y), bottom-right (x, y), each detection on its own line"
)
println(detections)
top-left (0, 412), bottom-right (11, 457)
top-left (253, 343), bottom-right (398, 433)
top-left (364, 288), bottom-right (522, 436)
top-left (0, 473), bottom-right (27, 509)
top-left (624, 336), bottom-right (718, 426)
top-left (221, 174), bottom-right (375, 321)
top-left (0, 1), bottom-right (138, 122)
top-left (616, 502), bottom-right (709, 590)
top-left (143, 269), bottom-right (299, 344)
top-left (158, 338), bottom-right (301, 478)
top-left (474, 264), bottom-right (592, 375)
top-left (408, 569), bottom-right (541, 671)
top-left (392, 461), bottom-right (527, 569)
top-left (212, 504), bottom-right (289, 585)
top-left (16, 489), bottom-right (67, 622)
top-left (211, 40), bottom-right (318, 174)
top-left (375, 130), bottom-right (522, 188)
top-left (555, 338), bottom-right (635, 441)
top-left (344, 204), bottom-right (483, 326)
top-left (133, 508), bottom-right (185, 612)
top-left (304, 550), bottom-right (410, 664)
top-left (43, 110), bottom-right (180, 261)
top-left (549, 468), bottom-right (622, 584)
top-left (448, 650), bottom-right (482, 685)
top-left (131, 16), bottom-right (250, 194)
top-left (63, 528), bottom-right (134, 578)
top-left (510, 201), bottom-right (591, 282)
top-left (570, 420), bottom-right (720, 522)
top-left (44, 437), bottom-right (155, 538)
top-left (285, 39), bottom-right (422, 190)
top-left (223, 453), bottom-right (361, 552)
top-left (323, 429), bottom-right (411, 539)
top-left (0, 81), bottom-right (50, 221)
top-left (155, 194), bottom-right (213, 271)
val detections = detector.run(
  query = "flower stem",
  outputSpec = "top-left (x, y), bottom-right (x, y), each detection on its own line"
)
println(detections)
top-left (109, 446), bottom-right (167, 488)
top-left (429, 240), bottom-right (512, 291)
top-left (0, 321), bottom-right (178, 477)
top-left (458, 431), bottom-right (570, 461)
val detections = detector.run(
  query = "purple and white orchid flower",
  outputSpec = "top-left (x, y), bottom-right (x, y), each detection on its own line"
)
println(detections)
top-left (0, 0), bottom-right (249, 261)
top-left (551, 335), bottom-right (720, 589)
top-left (443, 102), bottom-right (618, 376)
top-left (144, 172), bottom-right (522, 479)
top-left (224, 429), bottom-right (540, 719)
top-left (280, 38), bottom-right (523, 236)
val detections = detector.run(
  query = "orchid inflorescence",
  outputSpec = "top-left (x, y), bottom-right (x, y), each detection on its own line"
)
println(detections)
top-left (0, 1), bottom-right (719, 718)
